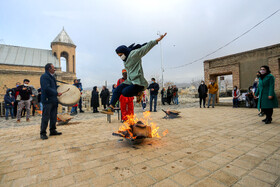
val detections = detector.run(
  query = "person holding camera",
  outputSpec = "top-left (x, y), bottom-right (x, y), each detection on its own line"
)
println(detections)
top-left (16, 79), bottom-right (32, 122)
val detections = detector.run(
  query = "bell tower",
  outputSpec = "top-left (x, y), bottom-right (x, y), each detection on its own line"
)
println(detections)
top-left (51, 27), bottom-right (76, 73)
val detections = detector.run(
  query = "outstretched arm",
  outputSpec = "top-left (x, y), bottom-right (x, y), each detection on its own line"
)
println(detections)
top-left (134, 33), bottom-right (167, 58)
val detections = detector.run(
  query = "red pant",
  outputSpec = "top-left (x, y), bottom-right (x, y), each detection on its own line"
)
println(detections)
top-left (120, 95), bottom-right (134, 121)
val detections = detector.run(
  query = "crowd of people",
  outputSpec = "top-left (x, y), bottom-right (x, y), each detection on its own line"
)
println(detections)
top-left (160, 85), bottom-right (179, 106)
top-left (4, 79), bottom-right (42, 121)
top-left (196, 65), bottom-right (278, 124)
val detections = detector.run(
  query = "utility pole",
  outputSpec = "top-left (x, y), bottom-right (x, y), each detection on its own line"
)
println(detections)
top-left (157, 31), bottom-right (164, 88)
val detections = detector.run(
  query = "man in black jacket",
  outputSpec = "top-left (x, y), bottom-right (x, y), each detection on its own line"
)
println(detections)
top-left (16, 79), bottom-right (32, 122)
top-left (40, 63), bottom-right (62, 140)
top-left (147, 78), bottom-right (160, 112)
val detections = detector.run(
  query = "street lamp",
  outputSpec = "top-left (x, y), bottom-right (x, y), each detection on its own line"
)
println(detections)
top-left (157, 31), bottom-right (164, 88)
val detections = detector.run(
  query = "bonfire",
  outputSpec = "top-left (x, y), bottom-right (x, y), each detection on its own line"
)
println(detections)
top-left (112, 111), bottom-right (168, 141)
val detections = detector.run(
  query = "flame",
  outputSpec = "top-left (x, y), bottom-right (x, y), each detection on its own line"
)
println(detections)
top-left (115, 111), bottom-right (168, 139)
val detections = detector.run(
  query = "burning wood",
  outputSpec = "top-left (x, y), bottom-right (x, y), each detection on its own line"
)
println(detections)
top-left (112, 111), bottom-right (167, 141)
top-left (57, 113), bottom-right (73, 125)
top-left (162, 109), bottom-right (181, 119)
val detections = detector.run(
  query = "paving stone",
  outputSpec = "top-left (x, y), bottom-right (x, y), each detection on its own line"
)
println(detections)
top-left (153, 178), bottom-right (180, 187)
top-left (73, 169), bottom-right (97, 183)
top-left (210, 170), bottom-right (239, 186)
top-left (237, 175), bottom-right (271, 187)
top-left (221, 164), bottom-right (248, 177)
top-left (186, 165), bottom-right (210, 178)
top-left (249, 169), bottom-right (278, 184)
top-left (3, 169), bottom-right (29, 181)
top-left (91, 174), bottom-right (115, 187)
top-left (147, 167), bottom-right (172, 181)
top-left (128, 173), bottom-right (155, 187)
top-left (51, 175), bottom-right (75, 187)
top-left (198, 160), bottom-right (221, 172)
top-left (12, 175), bottom-right (39, 187)
top-left (192, 177), bottom-right (226, 187)
top-left (170, 171), bottom-right (197, 186)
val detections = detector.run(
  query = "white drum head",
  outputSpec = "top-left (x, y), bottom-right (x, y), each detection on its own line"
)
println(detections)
top-left (57, 84), bottom-right (81, 106)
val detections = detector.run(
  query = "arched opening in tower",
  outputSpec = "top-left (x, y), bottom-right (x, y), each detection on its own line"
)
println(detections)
top-left (60, 51), bottom-right (69, 72)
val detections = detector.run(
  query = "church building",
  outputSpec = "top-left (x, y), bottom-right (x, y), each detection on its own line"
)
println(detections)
top-left (0, 28), bottom-right (77, 99)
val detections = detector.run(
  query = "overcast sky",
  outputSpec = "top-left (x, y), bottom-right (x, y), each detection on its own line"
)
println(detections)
top-left (1, 0), bottom-right (280, 88)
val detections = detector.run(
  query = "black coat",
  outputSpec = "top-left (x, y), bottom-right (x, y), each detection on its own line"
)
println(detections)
top-left (147, 83), bottom-right (160, 95)
top-left (4, 89), bottom-right (15, 108)
top-left (198, 84), bottom-right (208, 98)
top-left (91, 90), bottom-right (99, 108)
top-left (40, 71), bottom-right (58, 104)
top-left (100, 89), bottom-right (110, 105)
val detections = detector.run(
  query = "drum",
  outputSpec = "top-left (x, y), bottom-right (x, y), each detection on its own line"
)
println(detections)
top-left (57, 84), bottom-right (81, 106)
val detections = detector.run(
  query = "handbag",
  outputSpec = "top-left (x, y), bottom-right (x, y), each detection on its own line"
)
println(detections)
top-left (16, 95), bottom-right (21, 101)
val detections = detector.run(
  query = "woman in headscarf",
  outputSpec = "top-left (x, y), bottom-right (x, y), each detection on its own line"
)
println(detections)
top-left (101, 33), bottom-right (167, 114)
top-left (254, 65), bottom-right (278, 124)
top-left (91, 86), bottom-right (99, 113)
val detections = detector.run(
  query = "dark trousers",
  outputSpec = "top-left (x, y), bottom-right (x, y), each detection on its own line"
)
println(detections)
top-left (13, 101), bottom-right (18, 117)
top-left (161, 97), bottom-right (166, 105)
top-left (79, 97), bottom-right (83, 111)
top-left (199, 97), bottom-right (206, 107)
top-left (110, 84), bottom-right (144, 107)
top-left (233, 98), bottom-right (239, 107)
top-left (262, 108), bottom-right (273, 120)
top-left (40, 103), bottom-right (58, 135)
top-left (150, 94), bottom-right (158, 111)
top-left (93, 107), bottom-right (98, 113)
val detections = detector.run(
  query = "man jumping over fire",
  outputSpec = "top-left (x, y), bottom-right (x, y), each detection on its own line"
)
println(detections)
top-left (117, 69), bottom-right (134, 122)
top-left (101, 33), bottom-right (167, 115)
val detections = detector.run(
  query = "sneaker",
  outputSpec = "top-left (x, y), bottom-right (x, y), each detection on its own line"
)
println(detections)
top-left (26, 118), bottom-right (30, 122)
top-left (262, 118), bottom-right (267, 122)
top-left (101, 106), bottom-right (115, 115)
top-left (40, 134), bottom-right (48, 140)
top-left (17, 120), bottom-right (20, 123)
top-left (80, 110), bottom-right (84, 113)
top-left (50, 131), bottom-right (62, 136)
top-left (136, 92), bottom-right (144, 103)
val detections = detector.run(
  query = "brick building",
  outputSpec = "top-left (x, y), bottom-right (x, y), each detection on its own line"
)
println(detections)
top-left (0, 28), bottom-right (77, 100)
top-left (204, 43), bottom-right (280, 103)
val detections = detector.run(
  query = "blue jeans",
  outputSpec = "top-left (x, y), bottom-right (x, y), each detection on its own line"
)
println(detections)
top-left (233, 98), bottom-right (239, 107)
top-left (174, 97), bottom-right (179, 105)
top-left (71, 106), bottom-right (77, 113)
top-left (110, 84), bottom-right (144, 107)
top-left (141, 101), bottom-right (146, 110)
top-left (150, 94), bottom-right (158, 111)
top-left (208, 94), bottom-right (216, 107)
top-left (39, 102), bottom-right (43, 111)
top-left (5, 106), bottom-right (14, 118)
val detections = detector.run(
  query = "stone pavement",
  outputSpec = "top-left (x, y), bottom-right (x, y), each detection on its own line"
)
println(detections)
top-left (0, 107), bottom-right (279, 187)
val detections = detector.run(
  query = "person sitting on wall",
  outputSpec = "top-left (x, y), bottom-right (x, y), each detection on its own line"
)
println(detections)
top-left (232, 86), bottom-right (241, 108)
top-left (245, 86), bottom-right (255, 108)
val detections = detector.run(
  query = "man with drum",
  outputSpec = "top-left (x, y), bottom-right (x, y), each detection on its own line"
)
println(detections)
top-left (40, 63), bottom-right (62, 140)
